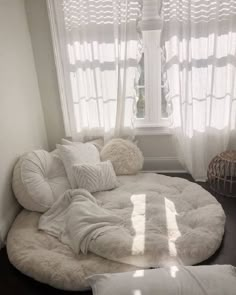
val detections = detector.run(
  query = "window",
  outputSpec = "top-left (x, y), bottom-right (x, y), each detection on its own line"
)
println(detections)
top-left (135, 0), bottom-right (169, 130)
top-left (47, 0), bottom-right (169, 138)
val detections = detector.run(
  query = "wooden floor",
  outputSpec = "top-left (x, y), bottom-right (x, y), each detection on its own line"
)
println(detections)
top-left (1, 174), bottom-right (236, 295)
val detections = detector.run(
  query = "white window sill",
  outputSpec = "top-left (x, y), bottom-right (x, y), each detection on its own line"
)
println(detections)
top-left (135, 118), bottom-right (172, 135)
top-left (135, 125), bottom-right (172, 136)
top-left (135, 127), bottom-right (172, 135)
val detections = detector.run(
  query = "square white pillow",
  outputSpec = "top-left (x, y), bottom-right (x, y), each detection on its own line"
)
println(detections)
top-left (61, 138), bottom-right (104, 152)
top-left (73, 161), bottom-right (118, 193)
top-left (87, 266), bottom-right (236, 295)
top-left (57, 143), bottom-right (100, 188)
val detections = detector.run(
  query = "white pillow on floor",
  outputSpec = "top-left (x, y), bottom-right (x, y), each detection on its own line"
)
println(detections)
top-left (87, 265), bottom-right (236, 295)
top-left (73, 161), bottom-right (118, 193)
top-left (57, 143), bottom-right (100, 188)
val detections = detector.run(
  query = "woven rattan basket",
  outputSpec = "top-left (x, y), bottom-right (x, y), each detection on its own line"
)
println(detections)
top-left (207, 150), bottom-right (236, 197)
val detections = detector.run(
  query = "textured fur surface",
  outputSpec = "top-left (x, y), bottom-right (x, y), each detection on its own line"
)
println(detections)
top-left (7, 210), bottom-right (137, 291)
top-left (7, 173), bottom-right (225, 291)
top-left (100, 139), bottom-right (144, 175)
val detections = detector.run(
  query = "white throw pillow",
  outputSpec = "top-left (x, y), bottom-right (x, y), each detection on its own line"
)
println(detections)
top-left (57, 143), bottom-right (100, 188)
top-left (100, 139), bottom-right (144, 175)
top-left (87, 265), bottom-right (236, 295)
top-left (73, 161), bottom-right (118, 193)
top-left (61, 138), bottom-right (104, 152)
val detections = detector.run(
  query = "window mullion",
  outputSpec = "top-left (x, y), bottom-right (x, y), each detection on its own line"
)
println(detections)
top-left (143, 30), bottom-right (162, 125)
top-left (143, 34), bottom-right (150, 122)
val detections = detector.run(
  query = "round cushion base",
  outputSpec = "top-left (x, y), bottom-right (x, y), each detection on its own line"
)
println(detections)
top-left (7, 174), bottom-right (226, 291)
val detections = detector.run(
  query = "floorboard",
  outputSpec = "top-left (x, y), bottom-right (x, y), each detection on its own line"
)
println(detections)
top-left (1, 174), bottom-right (236, 294)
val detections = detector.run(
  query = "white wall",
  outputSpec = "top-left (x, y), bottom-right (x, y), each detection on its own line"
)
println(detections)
top-left (136, 134), bottom-right (184, 172)
top-left (0, 0), bottom-right (48, 247)
top-left (25, 0), bottom-right (65, 151)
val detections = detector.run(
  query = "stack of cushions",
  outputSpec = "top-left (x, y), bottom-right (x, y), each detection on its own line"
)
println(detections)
top-left (57, 138), bottom-right (143, 192)
top-left (12, 138), bottom-right (144, 211)
top-left (56, 143), bottom-right (101, 189)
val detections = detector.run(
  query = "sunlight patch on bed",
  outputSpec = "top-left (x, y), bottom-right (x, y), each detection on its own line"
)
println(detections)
top-left (169, 265), bottom-right (179, 278)
top-left (131, 194), bottom-right (146, 254)
top-left (133, 269), bottom-right (145, 278)
top-left (164, 198), bottom-right (181, 257)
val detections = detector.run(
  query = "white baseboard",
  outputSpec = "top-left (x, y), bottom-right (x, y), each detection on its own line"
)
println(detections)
top-left (143, 156), bottom-right (187, 173)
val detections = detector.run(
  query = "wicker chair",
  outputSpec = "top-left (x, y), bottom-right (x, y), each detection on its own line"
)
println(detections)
top-left (207, 150), bottom-right (236, 197)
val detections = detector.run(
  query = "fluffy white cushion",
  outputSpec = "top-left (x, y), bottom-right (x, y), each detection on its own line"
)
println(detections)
top-left (12, 150), bottom-right (70, 212)
top-left (100, 139), bottom-right (144, 175)
top-left (87, 266), bottom-right (236, 295)
top-left (73, 161), bottom-right (118, 193)
top-left (57, 143), bottom-right (100, 188)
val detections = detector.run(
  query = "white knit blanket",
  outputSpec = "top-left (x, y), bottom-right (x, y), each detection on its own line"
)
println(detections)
top-left (38, 189), bottom-right (124, 255)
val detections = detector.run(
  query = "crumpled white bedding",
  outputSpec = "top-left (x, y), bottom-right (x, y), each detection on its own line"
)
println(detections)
top-left (7, 210), bottom-right (138, 291)
top-left (38, 173), bottom-right (226, 268)
top-left (39, 189), bottom-right (124, 255)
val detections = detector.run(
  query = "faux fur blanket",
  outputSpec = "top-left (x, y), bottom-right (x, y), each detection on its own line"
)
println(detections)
top-left (38, 174), bottom-right (225, 268)
top-left (38, 189), bottom-right (125, 254)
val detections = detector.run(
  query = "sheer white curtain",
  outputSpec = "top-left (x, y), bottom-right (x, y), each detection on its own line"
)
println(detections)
top-left (48, 0), bottom-right (142, 141)
top-left (162, 0), bottom-right (236, 180)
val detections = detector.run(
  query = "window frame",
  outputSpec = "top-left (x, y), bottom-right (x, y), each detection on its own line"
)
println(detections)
top-left (135, 29), bottom-right (170, 132)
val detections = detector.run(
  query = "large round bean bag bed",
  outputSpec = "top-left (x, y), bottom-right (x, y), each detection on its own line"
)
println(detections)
top-left (7, 150), bottom-right (226, 291)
